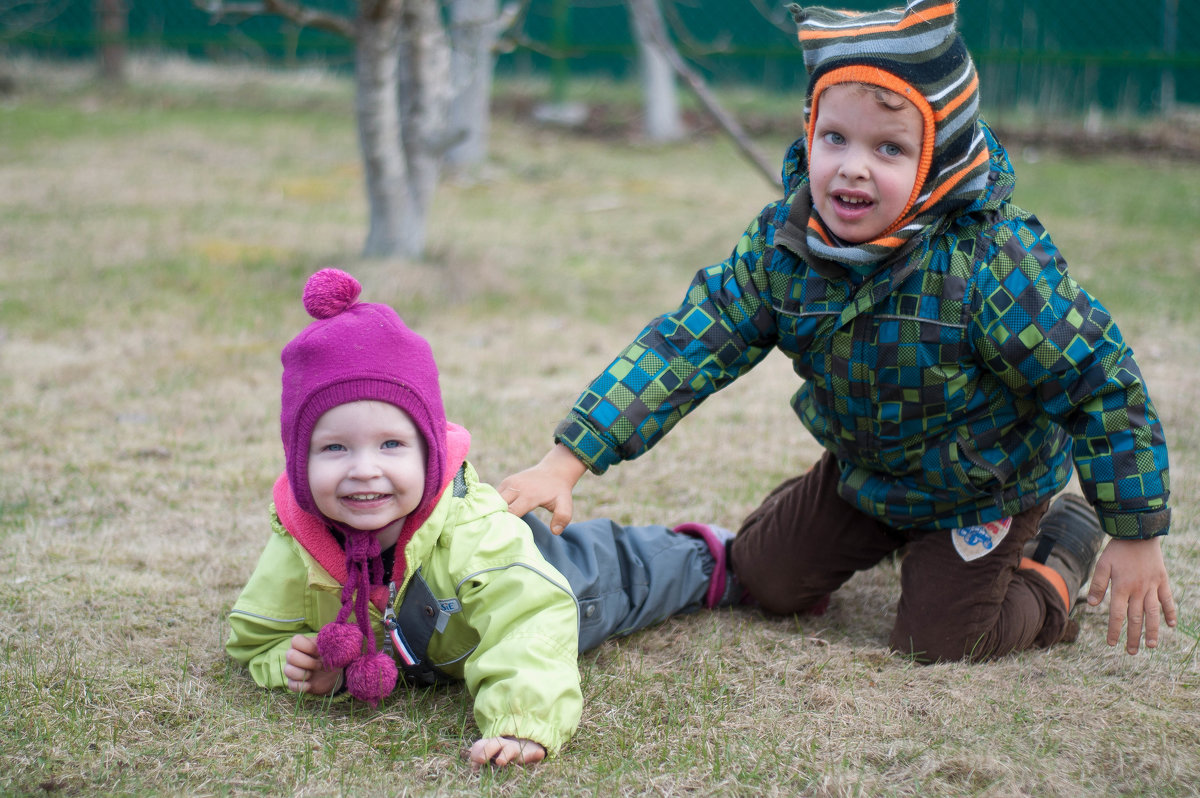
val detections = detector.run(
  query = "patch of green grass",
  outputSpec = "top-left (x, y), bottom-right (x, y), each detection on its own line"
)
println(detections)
top-left (0, 105), bottom-right (129, 151)
top-left (1011, 153), bottom-right (1200, 321)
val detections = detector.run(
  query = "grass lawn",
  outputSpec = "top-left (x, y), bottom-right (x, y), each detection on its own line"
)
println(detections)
top-left (2, 59), bottom-right (1199, 796)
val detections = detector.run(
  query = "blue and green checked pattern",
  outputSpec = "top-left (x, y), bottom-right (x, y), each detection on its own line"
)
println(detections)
top-left (555, 123), bottom-right (1170, 539)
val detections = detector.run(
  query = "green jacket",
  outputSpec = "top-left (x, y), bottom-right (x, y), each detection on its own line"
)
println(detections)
top-left (226, 426), bottom-right (582, 755)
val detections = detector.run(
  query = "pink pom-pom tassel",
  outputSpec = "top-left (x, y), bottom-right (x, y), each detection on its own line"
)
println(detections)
top-left (346, 651), bottom-right (398, 706)
top-left (317, 621), bottom-right (364, 670)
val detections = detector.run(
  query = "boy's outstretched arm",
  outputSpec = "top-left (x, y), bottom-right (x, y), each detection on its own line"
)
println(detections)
top-left (1086, 537), bottom-right (1177, 655)
top-left (498, 444), bottom-right (588, 534)
top-left (467, 737), bottom-right (547, 769)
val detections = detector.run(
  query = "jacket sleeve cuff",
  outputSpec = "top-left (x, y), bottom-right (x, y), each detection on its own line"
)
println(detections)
top-left (553, 416), bottom-right (621, 475)
top-left (1098, 506), bottom-right (1170, 539)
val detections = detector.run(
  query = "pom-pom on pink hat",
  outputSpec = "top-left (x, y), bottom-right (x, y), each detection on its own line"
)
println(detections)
top-left (279, 268), bottom-right (448, 705)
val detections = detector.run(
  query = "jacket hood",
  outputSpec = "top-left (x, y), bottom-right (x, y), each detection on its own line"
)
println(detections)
top-left (958, 120), bottom-right (1015, 216)
top-left (781, 118), bottom-right (1016, 222)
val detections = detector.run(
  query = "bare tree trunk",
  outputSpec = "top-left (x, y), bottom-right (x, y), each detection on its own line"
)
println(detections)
top-left (445, 0), bottom-right (497, 167)
top-left (196, 0), bottom-right (478, 258)
top-left (627, 0), bottom-right (682, 142)
top-left (356, 1), bottom-right (412, 257)
top-left (96, 0), bottom-right (127, 83)
top-left (393, 0), bottom-right (453, 255)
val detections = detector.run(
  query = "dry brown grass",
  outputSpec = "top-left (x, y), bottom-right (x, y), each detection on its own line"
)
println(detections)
top-left (1, 59), bottom-right (1198, 796)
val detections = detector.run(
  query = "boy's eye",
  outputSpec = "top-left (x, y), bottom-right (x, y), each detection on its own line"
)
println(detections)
top-left (822, 131), bottom-right (845, 146)
top-left (880, 143), bottom-right (903, 157)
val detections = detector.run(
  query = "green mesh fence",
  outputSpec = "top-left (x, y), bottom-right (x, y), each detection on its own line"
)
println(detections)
top-left (3, 0), bottom-right (1197, 114)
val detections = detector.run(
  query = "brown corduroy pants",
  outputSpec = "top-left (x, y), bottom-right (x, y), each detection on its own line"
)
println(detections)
top-left (729, 451), bottom-right (1070, 663)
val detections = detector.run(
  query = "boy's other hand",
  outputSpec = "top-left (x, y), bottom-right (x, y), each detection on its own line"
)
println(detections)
top-left (497, 444), bottom-right (587, 534)
top-left (1086, 537), bottom-right (1176, 654)
top-left (467, 736), bottom-right (546, 769)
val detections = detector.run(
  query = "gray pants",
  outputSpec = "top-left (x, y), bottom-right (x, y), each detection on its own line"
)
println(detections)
top-left (523, 514), bottom-right (716, 653)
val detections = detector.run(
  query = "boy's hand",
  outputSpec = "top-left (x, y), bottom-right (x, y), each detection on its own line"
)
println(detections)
top-left (1086, 537), bottom-right (1176, 655)
top-left (497, 444), bottom-right (587, 534)
top-left (467, 736), bottom-right (546, 769)
top-left (284, 634), bottom-right (344, 695)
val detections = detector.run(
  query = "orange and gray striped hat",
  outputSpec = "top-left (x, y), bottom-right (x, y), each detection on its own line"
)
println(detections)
top-left (793, 0), bottom-right (991, 269)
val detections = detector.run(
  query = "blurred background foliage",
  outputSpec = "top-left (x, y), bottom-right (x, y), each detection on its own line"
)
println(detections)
top-left (3, 0), bottom-right (1197, 115)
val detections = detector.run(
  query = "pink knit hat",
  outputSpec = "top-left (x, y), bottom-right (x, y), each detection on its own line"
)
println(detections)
top-left (280, 268), bottom-right (448, 705)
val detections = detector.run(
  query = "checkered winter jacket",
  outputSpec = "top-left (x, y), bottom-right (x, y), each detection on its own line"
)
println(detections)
top-left (555, 122), bottom-right (1170, 539)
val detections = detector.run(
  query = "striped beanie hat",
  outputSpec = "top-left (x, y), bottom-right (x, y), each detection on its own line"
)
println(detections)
top-left (793, 0), bottom-right (990, 271)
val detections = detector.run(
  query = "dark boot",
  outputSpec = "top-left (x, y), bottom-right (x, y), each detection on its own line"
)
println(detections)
top-left (1022, 493), bottom-right (1106, 610)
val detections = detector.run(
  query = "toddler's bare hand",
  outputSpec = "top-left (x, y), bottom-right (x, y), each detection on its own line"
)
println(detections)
top-left (467, 736), bottom-right (546, 769)
top-left (284, 634), bottom-right (343, 695)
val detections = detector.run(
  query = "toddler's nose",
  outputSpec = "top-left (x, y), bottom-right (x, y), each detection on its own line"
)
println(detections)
top-left (347, 452), bottom-right (383, 479)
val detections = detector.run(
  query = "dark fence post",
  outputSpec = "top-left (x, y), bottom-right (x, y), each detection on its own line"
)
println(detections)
top-left (551, 0), bottom-right (569, 104)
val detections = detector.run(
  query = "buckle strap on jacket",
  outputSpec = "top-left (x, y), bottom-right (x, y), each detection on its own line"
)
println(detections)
top-left (384, 570), bottom-right (455, 687)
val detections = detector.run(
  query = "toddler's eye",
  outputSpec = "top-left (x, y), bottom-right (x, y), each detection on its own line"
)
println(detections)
top-left (823, 131), bottom-right (845, 146)
top-left (382, 440), bottom-right (401, 449)
top-left (323, 443), bottom-right (346, 452)
top-left (881, 143), bottom-right (903, 157)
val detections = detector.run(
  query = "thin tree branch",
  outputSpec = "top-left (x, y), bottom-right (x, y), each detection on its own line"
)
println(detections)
top-left (0, 0), bottom-right (70, 38)
top-left (661, 0), bottom-right (732, 58)
top-left (745, 0), bottom-right (797, 35)
top-left (628, 0), bottom-right (780, 188)
top-left (501, 29), bottom-right (582, 60)
top-left (493, 2), bottom-right (522, 37)
top-left (195, 0), bottom-right (355, 39)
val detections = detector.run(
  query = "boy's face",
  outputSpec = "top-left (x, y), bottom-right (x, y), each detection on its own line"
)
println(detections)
top-left (808, 83), bottom-right (924, 244)
top-left (307, 400), bottom-right (426, 547)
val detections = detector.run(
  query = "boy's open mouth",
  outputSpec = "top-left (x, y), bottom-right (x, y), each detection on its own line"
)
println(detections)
top-left (834, 192), bottom-right (874, 209)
